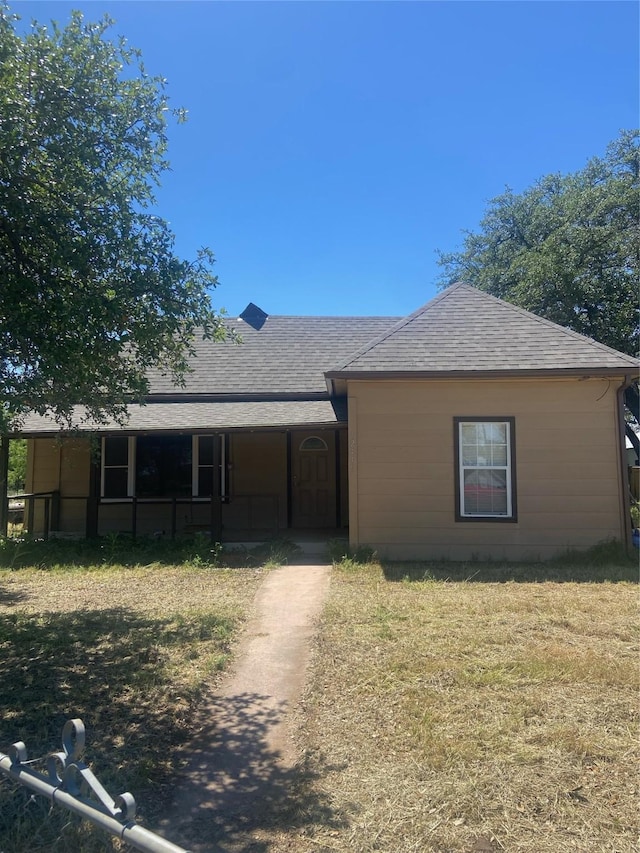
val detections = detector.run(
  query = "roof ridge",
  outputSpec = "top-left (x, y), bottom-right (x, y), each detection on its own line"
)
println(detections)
top-left (236, 314), bottom-right (401, 321)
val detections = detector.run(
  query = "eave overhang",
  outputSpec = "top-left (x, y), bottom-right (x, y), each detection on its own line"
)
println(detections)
top-left (325, 367), bottom-right (638, 396)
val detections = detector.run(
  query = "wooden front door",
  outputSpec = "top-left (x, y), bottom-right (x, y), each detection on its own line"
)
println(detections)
top-left (291, 431), bottom-right (336, 528)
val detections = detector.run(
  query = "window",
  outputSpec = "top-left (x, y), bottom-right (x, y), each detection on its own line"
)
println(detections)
top-left (136, 435), bottom-right (192, 497)
top-left (300, 436), bottom-right (328, 451)
top-left (101, 434), bottom-right (229, 499)
top-left (454, 418), bottom-right (516, 521)
top-left (195, 435), bottom-right (215, 497)
top-left (193, 435), bottom-right (229, 499)
top-left (101, 436), bottom-right (134, 498)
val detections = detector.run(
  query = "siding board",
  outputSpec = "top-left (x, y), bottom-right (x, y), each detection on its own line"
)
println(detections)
top-left (349, 377), bottom-right (625, 560)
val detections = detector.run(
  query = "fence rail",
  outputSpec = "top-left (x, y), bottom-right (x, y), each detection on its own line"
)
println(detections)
top-left (0, 719), bottom-right (188, 853)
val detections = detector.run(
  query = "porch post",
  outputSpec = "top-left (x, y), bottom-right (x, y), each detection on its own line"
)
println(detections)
top-left (286, 430), bottom-right (292, 528)
top-left (86, 447), bottom-right (100, 539)
top-left (212, 433), bottom-right (223, 541)
top-left (334, 428), bottom-right (341, 529)
top-left (0, 436), bottom-right (8, 537)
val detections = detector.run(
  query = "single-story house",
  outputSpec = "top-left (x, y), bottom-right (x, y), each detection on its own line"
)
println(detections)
top-left (11, 283), bottom-right (639, 560)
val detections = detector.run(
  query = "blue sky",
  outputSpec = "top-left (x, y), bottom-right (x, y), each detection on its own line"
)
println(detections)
top-left (13, 1), bottom-right (639, 318)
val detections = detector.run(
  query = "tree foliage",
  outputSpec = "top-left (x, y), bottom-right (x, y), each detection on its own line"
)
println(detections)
top-left (438, 130), bottom-right (639, 358)
top-left (0, 6), bottom-right (226, 432)
top-left (7, 438), bottom-right (25, 492)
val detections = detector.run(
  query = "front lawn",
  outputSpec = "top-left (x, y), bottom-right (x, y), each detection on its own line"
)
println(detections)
top-left (0, 540), bottom-right (637, 852)
top-left (292, 556), bottom-right (639, 853)
top-left (0, 543), bottom-right (263, 852)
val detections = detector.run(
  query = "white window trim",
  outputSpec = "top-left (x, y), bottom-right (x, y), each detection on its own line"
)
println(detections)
top-left (457, 420), bottom-right (513, 519)
top-left (102, 434), bottom-right (228, 500)
top-left (192, 434), bottom-right (227, 498)
top-left (101, 436), bottom-right (135, 499)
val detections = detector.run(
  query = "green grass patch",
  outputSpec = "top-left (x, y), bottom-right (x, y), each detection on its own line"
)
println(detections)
top-left (0, 532), bottom-right (227, 572)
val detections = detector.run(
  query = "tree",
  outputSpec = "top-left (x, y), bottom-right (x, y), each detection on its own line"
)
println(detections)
top-left (7, 438), bottom-right (25, 493)
top-left (437, 130), bottom-right (639, 358)
top-left (0, 6), bottom-right (226, 433)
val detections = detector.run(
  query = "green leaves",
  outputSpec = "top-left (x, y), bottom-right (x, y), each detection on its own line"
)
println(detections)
top-left (438, 130), bottom-right (640, 357)
top-left (0, 5), bottom-right (226, 432)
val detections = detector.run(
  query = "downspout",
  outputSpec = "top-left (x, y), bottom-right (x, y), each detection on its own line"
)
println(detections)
top-left (617, 375), bottom-right (637, 556)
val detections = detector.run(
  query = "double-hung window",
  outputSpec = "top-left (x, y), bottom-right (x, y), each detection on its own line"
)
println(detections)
top-left (192, 435), bottom-right (229, 499)
top-left (454, 418), bottom-right (516, 521)
top-left (101, 436), bottom-right (135, 498)
top-left (101, 434), bottom-right (229, 499)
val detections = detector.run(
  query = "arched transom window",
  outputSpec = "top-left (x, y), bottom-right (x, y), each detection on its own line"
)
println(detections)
top-left (300, 436), bottom-right (328, 451)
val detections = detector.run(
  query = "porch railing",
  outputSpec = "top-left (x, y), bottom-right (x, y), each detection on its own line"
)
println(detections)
top-left (93, 493), bottom-right (279, 540)
top-left (3, 492), bottom-right (280, 541)
top-left (3, 491), bottom-right (62, 539)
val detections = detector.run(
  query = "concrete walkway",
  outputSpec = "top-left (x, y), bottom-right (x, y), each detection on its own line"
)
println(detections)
top-left (163, 561), bottom-right (332, 852)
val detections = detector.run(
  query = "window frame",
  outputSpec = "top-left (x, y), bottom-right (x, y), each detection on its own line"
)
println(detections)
top-left (453, 417), bottom-right (517, 523)
top-left (299, 436), bottom-right (328, 451)
top-left (101, 434), bottom-right (230, 501)
top-left (101, 436), bottom-right (135, 499)
top-left (192, 434), bottom-right (230, 501)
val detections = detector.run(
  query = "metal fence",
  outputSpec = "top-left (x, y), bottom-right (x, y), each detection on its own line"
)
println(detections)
top-left (0, 719), bottom-right (188, 853)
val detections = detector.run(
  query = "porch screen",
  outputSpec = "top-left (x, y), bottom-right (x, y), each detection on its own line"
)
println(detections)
top-left (136, 435), bottom-right (192, 497)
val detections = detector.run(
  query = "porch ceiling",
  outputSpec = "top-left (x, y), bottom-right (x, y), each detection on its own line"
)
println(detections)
top-left (16, 398), bottom-right (348, 435)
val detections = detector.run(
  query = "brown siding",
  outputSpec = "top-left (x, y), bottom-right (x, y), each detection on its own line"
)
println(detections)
top-left (348, 377), bottom-right (626, 561)
top-left (59, 439), bottom-right (91, 533)
top-left (28, 439), bottom-right (60, 493)
top-left (27, 438), bottom-right (92, 535)
top-left (25, 439), bottom-right (60, 535)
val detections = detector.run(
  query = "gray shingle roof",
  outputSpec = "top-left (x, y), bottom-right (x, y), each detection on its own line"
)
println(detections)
top-left (328, 283), bottom-right (638, 375)
top-left (146, 315), bottom-right (398, 396)
top-left (18, 285), bottom-right (637, 436)
top-left (18, 399), bottom-right (346, 435)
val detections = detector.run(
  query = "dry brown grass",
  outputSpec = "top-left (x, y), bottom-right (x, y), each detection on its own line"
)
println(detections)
top-left (0, 561), bottom-right (263, 852)
top-left (1, 548), bottom-right (638, 853)
top-left (291, 562), bottom-right (639, 853)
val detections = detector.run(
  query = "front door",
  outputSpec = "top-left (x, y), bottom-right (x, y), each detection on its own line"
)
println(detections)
top-left (291, 431), bottom-right (336, 528)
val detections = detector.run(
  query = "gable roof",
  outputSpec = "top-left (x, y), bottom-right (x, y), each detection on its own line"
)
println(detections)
top-left (327, 283), bottom-right (638, 377)
top-left (146, 314), bottom-right (398, 398)
top-left (16, 315), bottom-right (395, 434)
top-left (16, 285), bottom-right (637, 436)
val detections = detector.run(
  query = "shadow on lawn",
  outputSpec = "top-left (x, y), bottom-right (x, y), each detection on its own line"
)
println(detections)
top-left (382, 540), bottom-right (639, 584)
top-left (0, 584), bottom-right (29, 605)
top-left (0, 608), bottom-right (207, 851)
top-left (162, 692), bottom-right (346, 853)
top-left (0, 608), bottom-right (342, 852)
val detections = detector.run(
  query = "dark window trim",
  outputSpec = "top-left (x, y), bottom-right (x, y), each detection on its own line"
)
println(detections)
top-left (453, 416), bottom-right (518, 523)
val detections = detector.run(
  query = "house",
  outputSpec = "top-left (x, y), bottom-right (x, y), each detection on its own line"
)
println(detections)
top-left (11, 284), bottom-right (638, 560)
